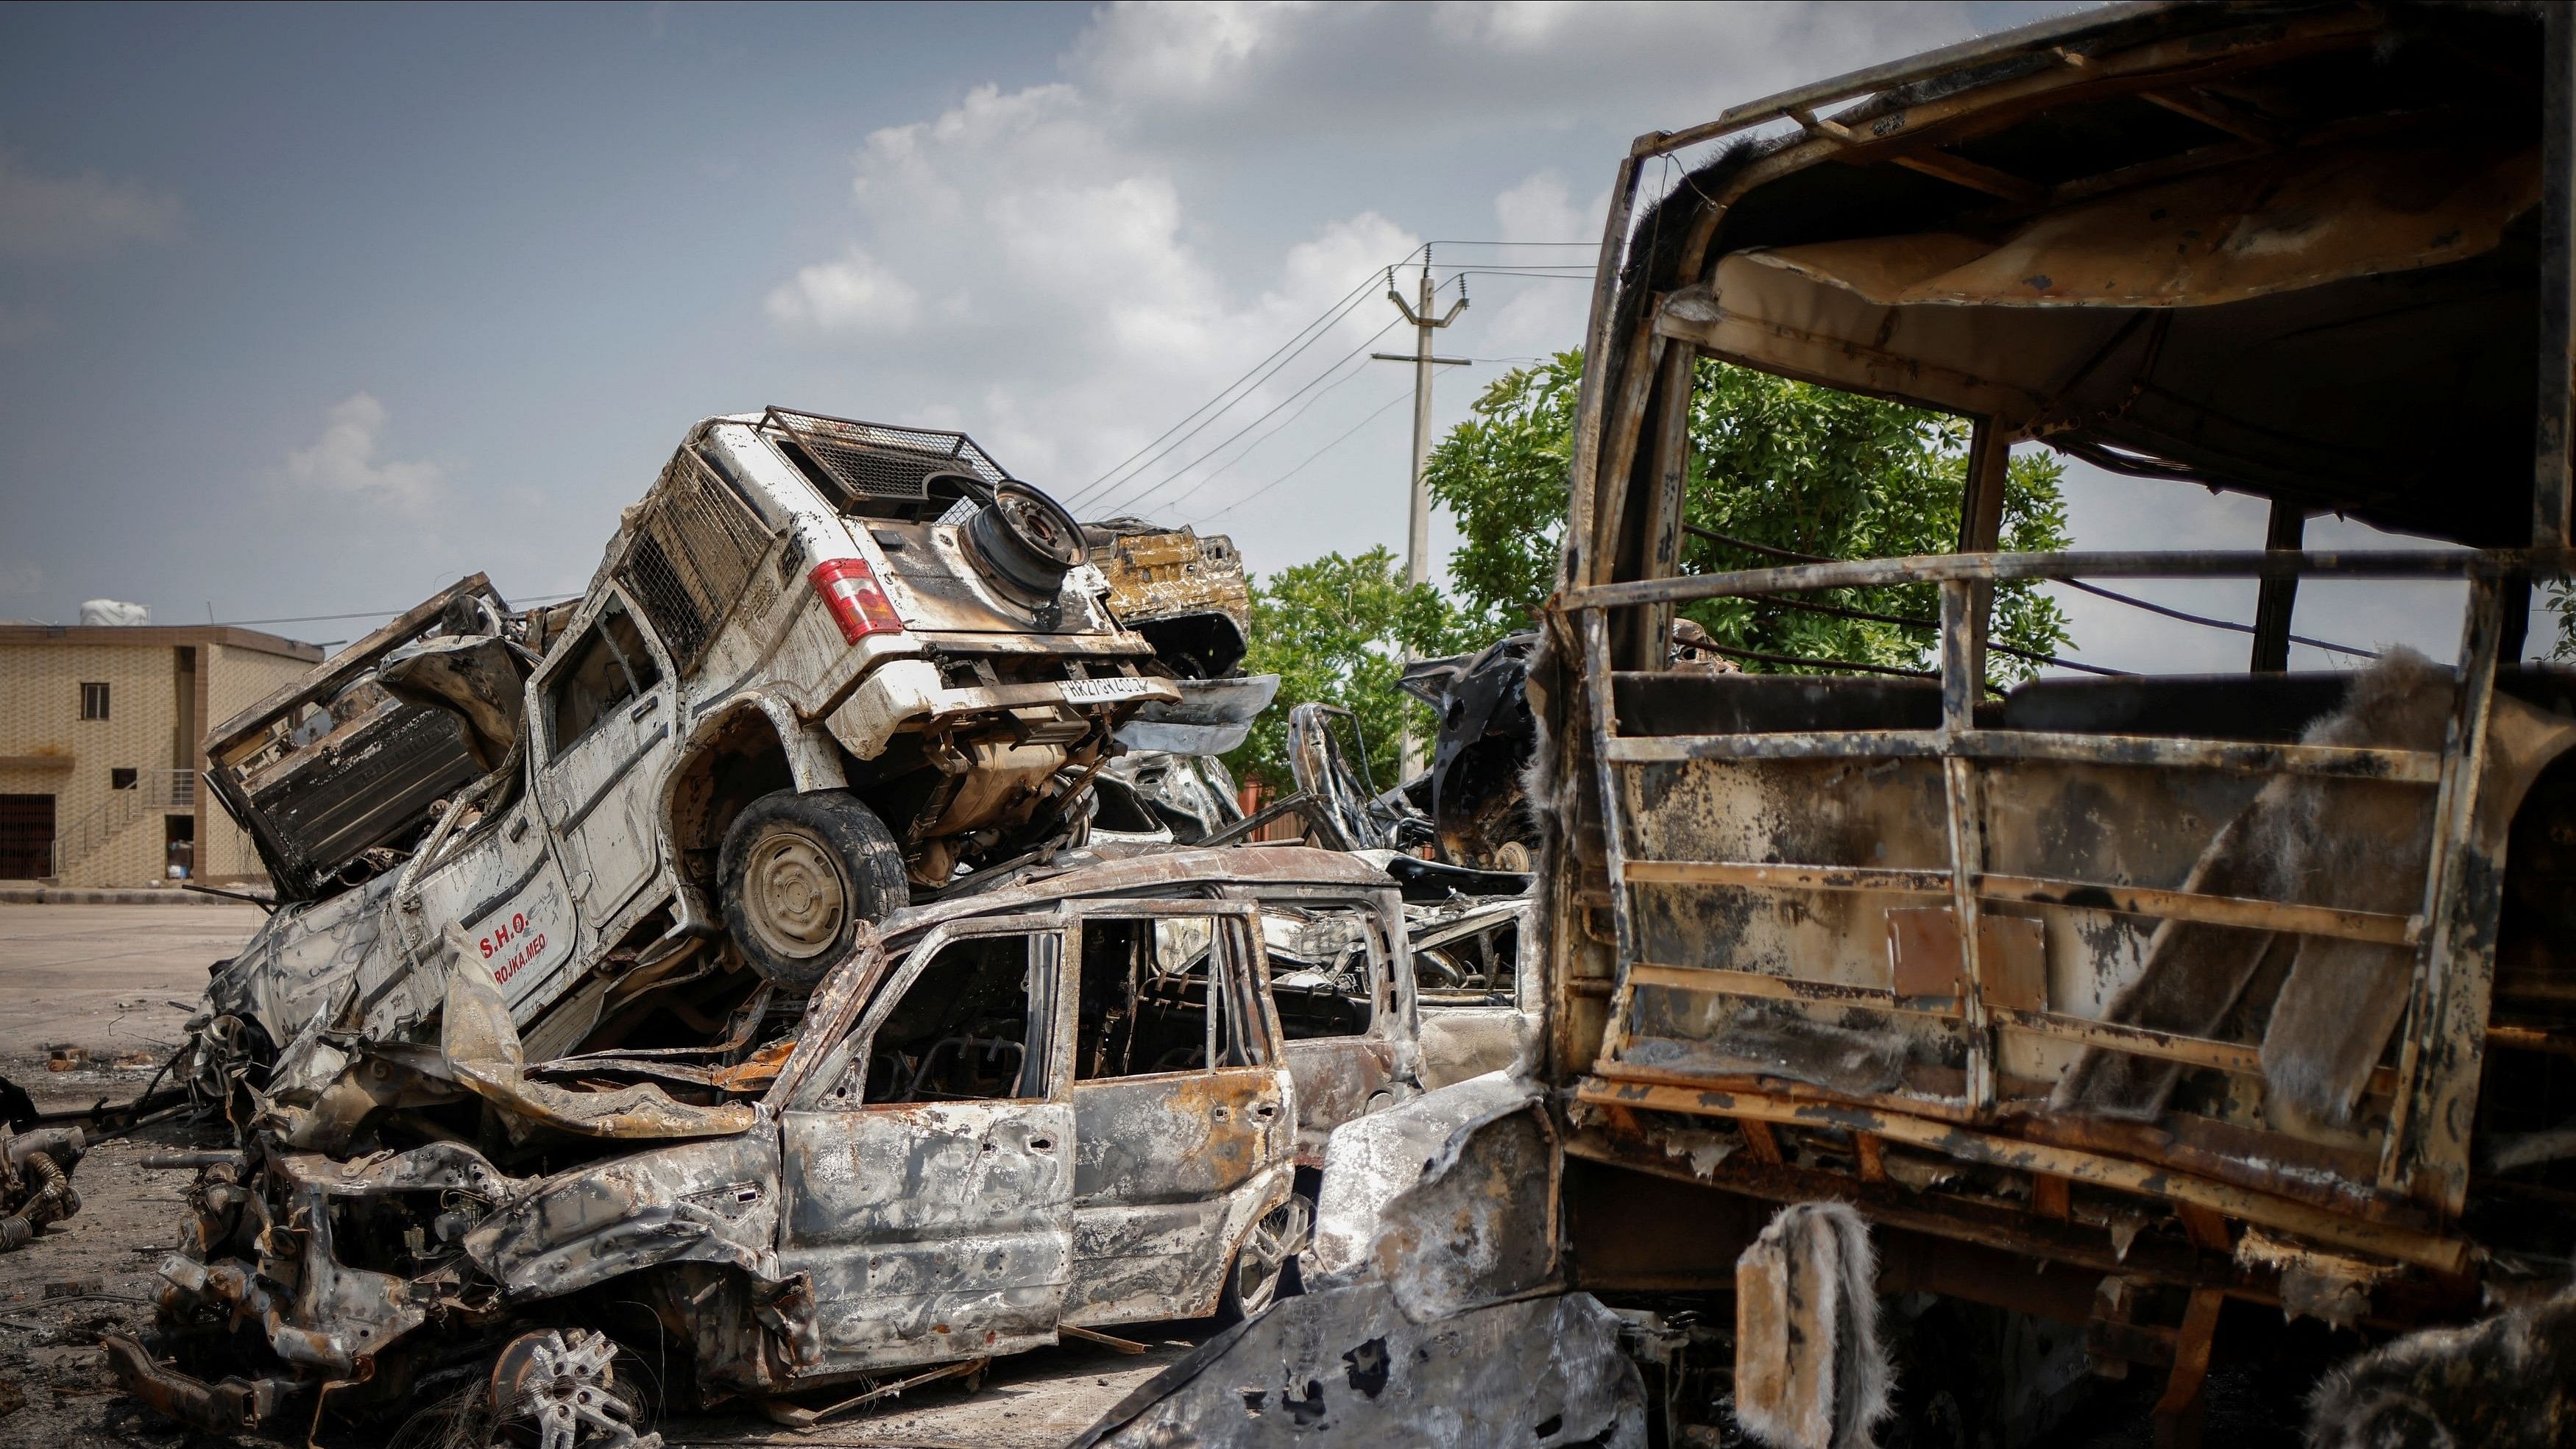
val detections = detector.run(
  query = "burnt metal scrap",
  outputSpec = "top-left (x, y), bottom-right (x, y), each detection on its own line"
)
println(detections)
top-left (1399, 631), bottom-right (1540, 871)
top-left (0, 1123), bottom-right (85, 1253)
top-left (1080, 1073), bottom-right (1637, 1448)
top-left (119, 846), bottom-right (1438, 1442)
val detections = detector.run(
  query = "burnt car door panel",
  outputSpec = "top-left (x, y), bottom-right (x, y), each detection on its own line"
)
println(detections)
top-left (1064, 905), bottom-right (1289, 1325)
top-left (531, 590), bottom-right (675, 934)
top-left (1414, 901), bottom-right (1537, 1089)
top-left (1254, 896), bottom-right (1413, 1155)
top-left (778, 921), bottom-right (1074, 1374)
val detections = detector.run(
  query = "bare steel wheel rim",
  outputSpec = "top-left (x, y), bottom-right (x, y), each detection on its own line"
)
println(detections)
top-left (741, 827), bottom-right (848, 960)
top-left (1234, 1198), bottom-right (1309, 1317)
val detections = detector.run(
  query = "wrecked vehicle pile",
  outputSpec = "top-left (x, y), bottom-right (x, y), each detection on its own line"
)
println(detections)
top-left (190, 408), bottom-right (1214, 1108)
top-left (110, 408), bottom-right (1524, 1439)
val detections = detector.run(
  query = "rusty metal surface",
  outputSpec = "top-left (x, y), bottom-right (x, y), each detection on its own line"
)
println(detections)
top-left (1086, 525), bottom-right (1250, 638)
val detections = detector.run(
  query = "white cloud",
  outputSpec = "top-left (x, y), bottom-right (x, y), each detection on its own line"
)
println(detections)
top-left (280, 394), bottom-right (446, 514)
top-left (764, 1), bottom-right (1983, 574)
top-left (764, 71), bottom-right (1421, 514)
top-left (0, 146), bottom-right (183, 260)
top-left (765, 246), bottom-right (921, 334)
top-left (1066, 1), bottom-right (1974, 149)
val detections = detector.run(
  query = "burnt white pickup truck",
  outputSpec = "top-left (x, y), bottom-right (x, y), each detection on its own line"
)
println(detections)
top-left (196, 408), bottom-right (1184, 1097)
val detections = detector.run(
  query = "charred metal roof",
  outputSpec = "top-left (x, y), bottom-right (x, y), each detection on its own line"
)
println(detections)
top-left (1606, 1), bottom-right (2552, 545)
top-left (878, 845), bottom-right (1398, 940)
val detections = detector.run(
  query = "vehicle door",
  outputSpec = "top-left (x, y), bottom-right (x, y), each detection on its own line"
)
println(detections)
top-left (529, 589), bottom-right (677, 940)
top-left (1412, 900), bottom-right (1537, 1088)
top-left (1063, 901), bottom-right (1289, 1326)
top-left (397, 785), bottom-right (581, 1031)
top-left (776, 915), bottom-right (1076, 1374)
top-left (1249, 890), bottom-right (1415, 1160)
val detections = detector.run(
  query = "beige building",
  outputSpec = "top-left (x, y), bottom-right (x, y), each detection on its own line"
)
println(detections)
top-left (0, 625), bottom-right (322, 886)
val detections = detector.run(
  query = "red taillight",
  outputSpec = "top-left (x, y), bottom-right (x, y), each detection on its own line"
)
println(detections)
top-left (810, 557), bottom-right (905, 642)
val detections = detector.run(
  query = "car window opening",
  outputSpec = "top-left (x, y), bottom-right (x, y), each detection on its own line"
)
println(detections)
top-left (863, 934), bottom-right (1040, 1103)
top-left (1420, 919), bottom-right (1518, 1003)
top-left (1262, 905), bottom-right (1377, 1040)
top-left (549, 599), bottom-right (662, 748)
top-left (1076, 915), bottom-right (1243, 1077)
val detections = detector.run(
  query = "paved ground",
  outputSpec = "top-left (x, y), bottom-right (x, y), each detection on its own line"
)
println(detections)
top-left (0, 904), bottom-right (255, 1083)
top-left (0, 904), bottom-right (1201, 1448)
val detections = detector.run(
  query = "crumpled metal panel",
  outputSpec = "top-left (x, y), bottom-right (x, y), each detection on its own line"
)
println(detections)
top-left (778, 1098), bottom-right (1076, 1373)
top-left (1309, 1071), bottom-right (1536, 1283)
top-left (436, 927), bottom-right (759, 1140)
top-left (462, 1130), bottom-right (783, 1301)
top-left (1074, 1282), bottom-right (1646, 1448)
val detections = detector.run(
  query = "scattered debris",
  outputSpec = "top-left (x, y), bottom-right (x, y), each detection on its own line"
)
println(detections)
top-left (1733, 1203), bottom-right (1890, 1449)
top-left (0, 1128), bottom-right (84, 1254)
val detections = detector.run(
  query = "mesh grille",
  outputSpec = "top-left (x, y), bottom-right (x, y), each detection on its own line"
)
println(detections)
top-left (761, 406), bottom-right (1010, 503)
top-left (619, 451), bottom-right (776, 673)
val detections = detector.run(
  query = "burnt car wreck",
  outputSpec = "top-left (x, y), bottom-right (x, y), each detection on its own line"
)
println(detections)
top-left (116, 847), bottom-right (1434, 1440)
top-left (118, 4), bottom-right (2576, 1443)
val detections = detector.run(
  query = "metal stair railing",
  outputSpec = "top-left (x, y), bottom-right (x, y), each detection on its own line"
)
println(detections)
top-left (50, 768), bottom-right (194, 878)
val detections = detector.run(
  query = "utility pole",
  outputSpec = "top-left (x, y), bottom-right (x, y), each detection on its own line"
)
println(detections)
top-left (1373, 249), bottom-right (1467, 778)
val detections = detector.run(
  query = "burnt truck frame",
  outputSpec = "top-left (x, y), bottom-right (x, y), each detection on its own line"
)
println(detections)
top-left (1536, 1), bottom-right (2576, 1433)
top-left (197, 408), bottom-right (1186, 1086)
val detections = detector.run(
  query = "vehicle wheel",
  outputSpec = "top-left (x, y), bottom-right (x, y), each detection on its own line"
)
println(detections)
top-left (1217, 1194), bottom-right (1312, 1325)
top-left (721, 790), bottom-right (908, 988)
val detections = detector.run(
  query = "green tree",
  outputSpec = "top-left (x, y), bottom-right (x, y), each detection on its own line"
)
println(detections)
top-left (1426, 350), bottom-right (2076, 679)
top-left (1223, 547), bottom-right (1460, 792)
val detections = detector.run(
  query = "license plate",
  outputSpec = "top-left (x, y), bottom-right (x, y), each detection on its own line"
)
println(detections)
top-left (1057, 676), bottom-right (1152, 703)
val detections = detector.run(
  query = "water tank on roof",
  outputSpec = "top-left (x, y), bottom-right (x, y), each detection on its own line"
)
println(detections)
top-left (78, 599), bottom-right (149, 627)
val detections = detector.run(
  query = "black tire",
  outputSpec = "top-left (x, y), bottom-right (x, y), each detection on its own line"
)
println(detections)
top-left (720, 790), bottom-right (908, 988)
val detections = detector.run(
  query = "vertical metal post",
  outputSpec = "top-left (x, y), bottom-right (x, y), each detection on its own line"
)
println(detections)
top-left (1582, 606), bottom-right (1645, 1066)
top-left (2379, 575), bottom-right (2505, 1206)
top-left (1376, 254), bottom-right (1469, 779)
top-left (1941, 580), bottom-right (1994, 1110)
top-left (1568, 156), bottom-right (1645, 589)
top-left (2249, 502), bottom-right (2306, 673)
top-left (2537, 2), bottom-right (2576, 548)
top-left (1956, 422), bottom-right (2011, 690)
top-left (1634, 344), bottom-right (1700, 671)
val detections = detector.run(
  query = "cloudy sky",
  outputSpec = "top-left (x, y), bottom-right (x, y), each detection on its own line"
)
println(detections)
top-left (0, 1), bottom-right (2538, 670)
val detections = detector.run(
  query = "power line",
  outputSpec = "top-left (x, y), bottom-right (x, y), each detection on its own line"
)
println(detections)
top-left (1146, 347), bottom-right (1384, 515)
top-left (1065, 247), bottom-right (1423, 509)
top-left (1070, 244), bottom-right (1591, 514)
top-left (1085, 309), bottom-right (1410, 519)
top-left (1192, 384), bottom-right (1415, 527)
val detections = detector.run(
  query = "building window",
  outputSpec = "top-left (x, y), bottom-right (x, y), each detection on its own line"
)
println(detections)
top-left (79, 682), bottom-right (109, 720)
top-left (110, 768), bottom-right (138, 790)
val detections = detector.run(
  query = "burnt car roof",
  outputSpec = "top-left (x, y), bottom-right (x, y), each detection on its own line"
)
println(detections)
top-left (1604, 1), bottom-right (2552, 545)
top-left (876, 846), bottom-right (1398, 942)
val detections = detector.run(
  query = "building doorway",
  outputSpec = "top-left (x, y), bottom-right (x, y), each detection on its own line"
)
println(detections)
top-left (0, 795), bottom-right (57, 879)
